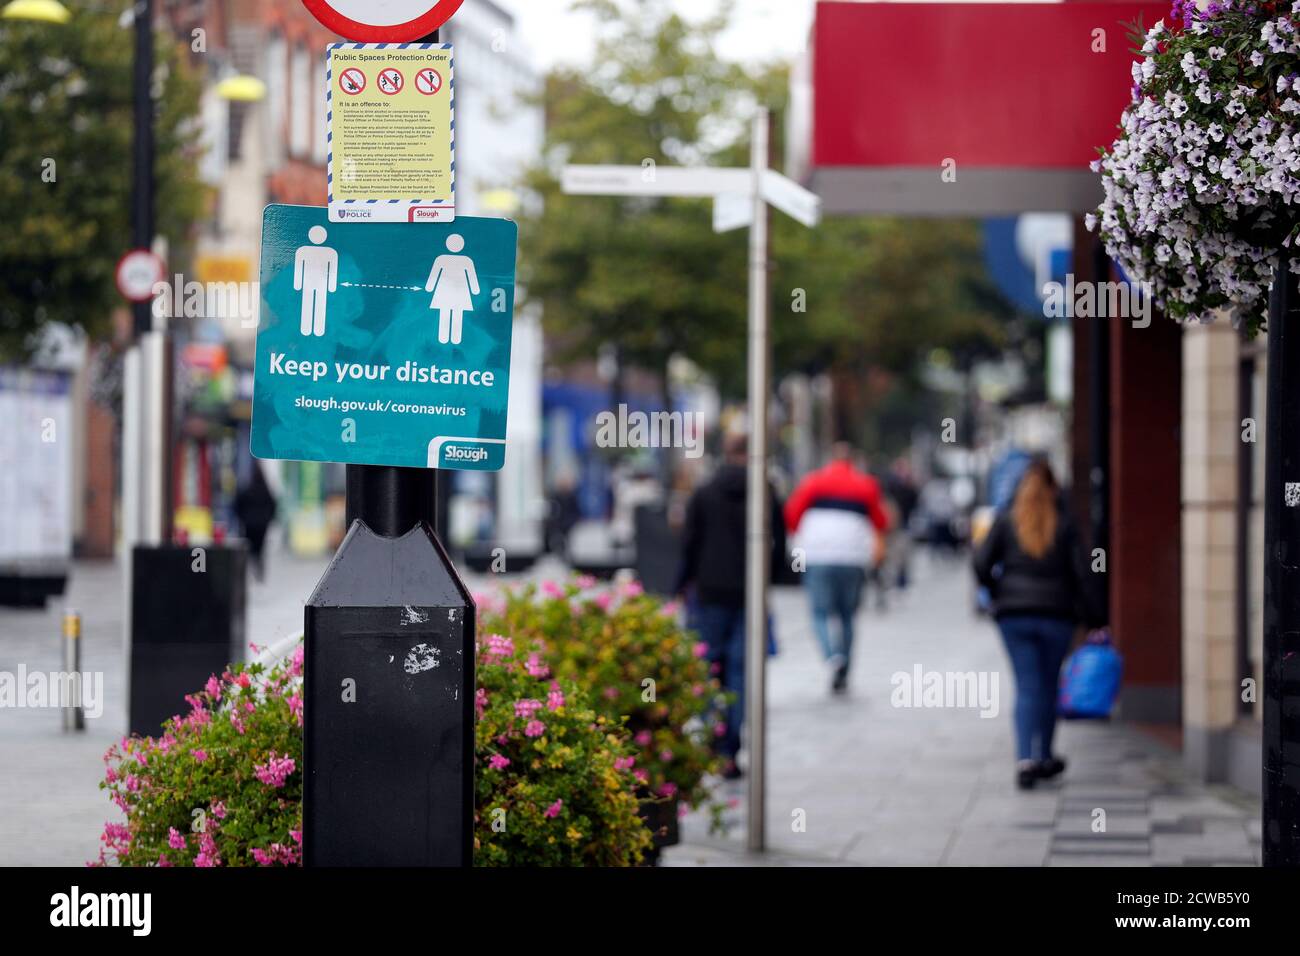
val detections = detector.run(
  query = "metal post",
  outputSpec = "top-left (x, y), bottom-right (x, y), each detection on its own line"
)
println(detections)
top-left (341, 26), bottom-right (444, 548)
top-left (744, 109), bottom-right (770, 854)
top-left (131, 0), bottom-right (154, 340)
top-left (1263, 258), bottom-right (1300, 866)
top-left (1088, 239), bottom-right (1111, 616)
top-left (62, 609), bottom-right (83, 732)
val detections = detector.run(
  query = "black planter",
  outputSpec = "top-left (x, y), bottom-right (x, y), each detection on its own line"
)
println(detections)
top-left (637, 797), bottom-right (681, 866)
top-left (129, 544), bottom-right (246, 736)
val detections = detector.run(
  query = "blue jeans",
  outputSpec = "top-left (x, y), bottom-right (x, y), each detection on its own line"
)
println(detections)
top-left (689, 603), bottom-right (745, 760)
top-left (997, 615), bottom-right (1074, 762)
top-left (805, 565), bottom-right (866, 666)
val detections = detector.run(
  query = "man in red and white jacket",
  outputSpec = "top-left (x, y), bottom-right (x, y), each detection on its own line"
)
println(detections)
top-left (785, 443), bottom-right (891, 693)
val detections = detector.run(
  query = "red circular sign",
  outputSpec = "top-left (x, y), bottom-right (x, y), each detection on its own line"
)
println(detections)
top-left (338, 67), bottom-right (366, 95)
top-left (377, 68), bottom-right (404, 95)
top-left (301, 0), bottom-right (466, 42)
top-left (115, 249), bottom-right (166, 303)
top-left (415, 68), bottom-right (443, 96)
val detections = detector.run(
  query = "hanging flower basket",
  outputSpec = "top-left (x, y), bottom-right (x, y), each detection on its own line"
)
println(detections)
top-left (1089, 1), bottom-right (1300, 333)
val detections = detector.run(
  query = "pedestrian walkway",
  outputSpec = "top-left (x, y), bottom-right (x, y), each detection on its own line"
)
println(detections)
top-left (0, 547), bottom-right (1258, 866)
top-left (665, 555), bottom-right (1259, 866)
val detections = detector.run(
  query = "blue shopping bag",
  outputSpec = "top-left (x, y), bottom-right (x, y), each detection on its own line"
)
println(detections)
top-left (1058, 629), bottom-right (1123, 719)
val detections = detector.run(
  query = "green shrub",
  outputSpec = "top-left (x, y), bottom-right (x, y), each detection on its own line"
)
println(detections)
top-left (481, 577), bottom-right (726, 827)
top-left (96, 636), bottom-right (651, 867)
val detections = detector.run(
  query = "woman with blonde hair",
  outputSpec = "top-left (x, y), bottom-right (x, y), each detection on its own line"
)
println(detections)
top-left (973, 459), bottom-right (1103, 789)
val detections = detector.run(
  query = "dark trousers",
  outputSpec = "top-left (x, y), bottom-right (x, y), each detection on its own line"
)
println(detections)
top-left (689, 602), bottom-right (745, 760)
top-left (997, 615), bottom-right (1074, 762)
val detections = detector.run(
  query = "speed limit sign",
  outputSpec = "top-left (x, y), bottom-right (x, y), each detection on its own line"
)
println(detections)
top-left (301, 0), bottom-right (466, 41)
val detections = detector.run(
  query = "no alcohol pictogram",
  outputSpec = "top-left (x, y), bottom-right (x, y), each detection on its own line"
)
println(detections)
top-left (378, 68), bottom-right (405, 95)
top-left (339, 68), bottom-right (366, 95)
top-left (416, 68), bottom-right (443, 95)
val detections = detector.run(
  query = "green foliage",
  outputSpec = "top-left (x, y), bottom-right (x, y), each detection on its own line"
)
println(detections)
top-left (97, 638), bottom-right (652, 868)
top-left (481, 577), bottom-right (726, 828)
top-left (474, 632), bottom-right (651, 866)
top-left (96, 649), bottom-right (305, 867)
top-left (0, 6), bottom-right (206, 358)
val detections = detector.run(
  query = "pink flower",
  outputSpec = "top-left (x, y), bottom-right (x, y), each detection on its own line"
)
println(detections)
top-left (544, 799), bottom-right (563, 819)
top-left (167, 827), bottom-right (186, 851)
top-left (249, 642), bottom-right (264, 655)
top-left (541, 580), bottom-right (565, 599)
top-left (575, 574), bottom-right (597, 589)
top-left (623, 581), bottom-right (644, 598)
top-left (633, 769), bottom-right (649, 784)
top-left (235, 673), bottom-right (251, 689)
top-left (253, 751), bottom-right (296, 788)
top-left (483, 634), bottom-right (514, 661)
top-left (195, 832), bottom-right (221, 867)
top-left (662, 600), bottom-right (681, 616)
top-left (594, 592), bottom-right (614, 612)
top-left (474, 687), bottom-right (489, 718)
top-left (524, 719), bottom-right (546, 738)
top-left (193, 749), bottom-right (208, 763)
top-left (125, 774), bottom-right (141, 793)
top-left (713, 722), bottom-right (727, 738)
top-left (693, 641), bottom-right (709, 658)
top-left (524, 652), bottom-right (550, 678)
top-left (659, 749), bottom-right (674, 763)
top-left (614, 756), bottom-right (636, 771)
top-left (602, 686), bottom-right (619, 700)
top-left (634, 730), bottom-right (652, 747)
top-left (691, 683), bottom-right (705, 697)
top-left (514, 698), bottom-right (543, 719)
top-left (489, 754), bottom-right (510, 770)
top-left (205, 675), bottom-right (222, 698)
top-left (157, 854), bottom-right (172, 867)
top-left (211, 801), bottom-right (227, 820)
top-left (659, 782), bottom-right (678, 798)
top-left (546, 689), bottom-right (565, 711)
top-left (290, 830), bottom-right (302, 845)
top-left (287, 693), bottom-right (304, 726)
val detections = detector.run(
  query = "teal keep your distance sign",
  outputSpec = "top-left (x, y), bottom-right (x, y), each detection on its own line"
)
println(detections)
top-left (252, 204), bottom-right (517, 471)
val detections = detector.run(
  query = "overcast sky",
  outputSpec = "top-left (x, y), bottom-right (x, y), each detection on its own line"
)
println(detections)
top-left (503, 0), bottom-right (817, 70)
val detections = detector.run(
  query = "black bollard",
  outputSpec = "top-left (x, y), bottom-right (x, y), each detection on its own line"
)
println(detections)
top-left (1263, 261), bottom-right (1300, 866)
top-left (304, 465), bottom-right (475, 866)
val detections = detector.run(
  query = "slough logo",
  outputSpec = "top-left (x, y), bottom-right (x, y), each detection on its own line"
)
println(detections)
top-left (50, 886), bottom-right (151, 936)
top-left (443, 444), bottom-right (487, 463)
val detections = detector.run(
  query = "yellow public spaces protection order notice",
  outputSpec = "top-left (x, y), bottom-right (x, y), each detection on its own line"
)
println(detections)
top-left (326, 43), bottom-right (456, 224)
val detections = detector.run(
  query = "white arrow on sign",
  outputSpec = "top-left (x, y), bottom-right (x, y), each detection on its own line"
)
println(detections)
top-left (761, 170), bottom-right (821, 228)
top-left (561, 164), bottom-right (821, 231)
top-left (562, 164), bottom-right (751, 199)
top-left (713, 192), bottom-right (752, 234)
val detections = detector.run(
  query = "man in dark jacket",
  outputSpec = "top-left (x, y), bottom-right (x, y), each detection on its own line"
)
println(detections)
top-left (675, 432), bottom-right (786, 778)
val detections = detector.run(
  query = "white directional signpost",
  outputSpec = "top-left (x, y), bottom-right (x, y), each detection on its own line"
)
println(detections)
top-left (563, 110), bottom-right (821, 853)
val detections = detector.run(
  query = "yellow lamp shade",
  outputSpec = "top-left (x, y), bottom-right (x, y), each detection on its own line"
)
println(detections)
top-left (216, 75), bottom-right (267, 103)
top-left (1, 0), bottom-right (71, 23)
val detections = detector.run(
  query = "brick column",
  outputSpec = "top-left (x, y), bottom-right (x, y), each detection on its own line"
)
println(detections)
top-left (1181, 322), bottom-right (1240, 776)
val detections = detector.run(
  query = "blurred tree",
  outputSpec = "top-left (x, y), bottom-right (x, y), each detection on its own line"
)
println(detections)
top-left (0, 6), bottom-right (205, 358)
top-left (521, 0), bottom-right (1014, 420)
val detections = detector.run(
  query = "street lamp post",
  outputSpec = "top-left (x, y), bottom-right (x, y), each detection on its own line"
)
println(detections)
top-left (1263, 259), bottom-right (1300, 866)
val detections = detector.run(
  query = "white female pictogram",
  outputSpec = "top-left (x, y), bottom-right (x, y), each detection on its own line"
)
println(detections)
top-left (424, 234), bottom-right (480, 345)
